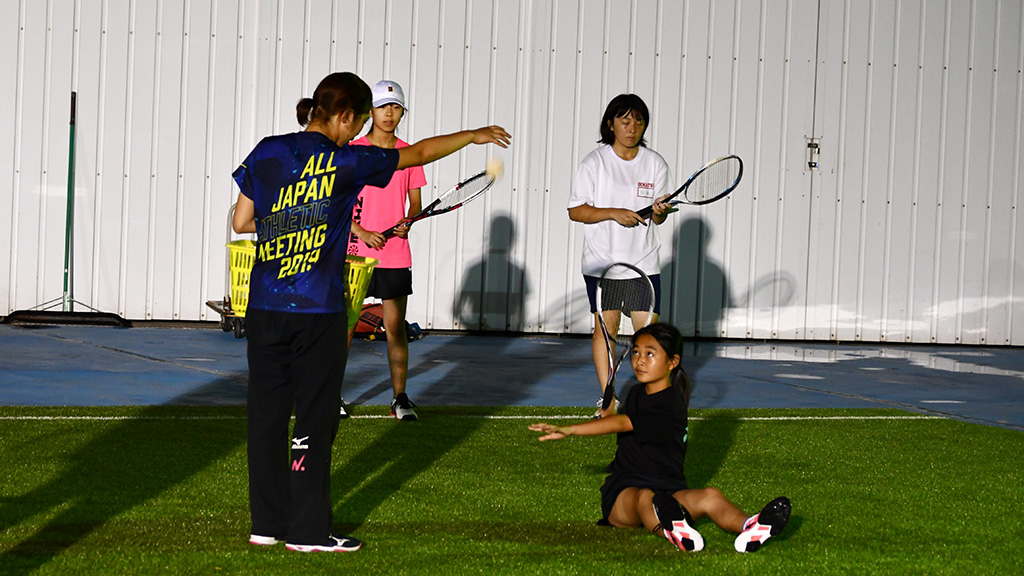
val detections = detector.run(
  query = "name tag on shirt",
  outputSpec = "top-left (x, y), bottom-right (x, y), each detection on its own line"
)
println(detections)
top-left (637, 181), bottom-right (655, 199)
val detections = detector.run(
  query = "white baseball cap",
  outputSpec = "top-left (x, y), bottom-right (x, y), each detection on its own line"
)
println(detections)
top-left (371, 80), bottom-right (406, 108)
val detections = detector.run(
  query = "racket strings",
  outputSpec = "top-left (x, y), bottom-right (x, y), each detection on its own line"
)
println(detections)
top-left (600, 277), bottom-right (655, 360)
top-left (686, 158), bottom-right (742, 203)
top-left (435, 174), bottom-right (493, 211)
top-left (598, 264), bottom-right (656, 370)
top-left (599, 278), bottom-right (655, 315)
top-left (613, 332), bottom-right (634, 350)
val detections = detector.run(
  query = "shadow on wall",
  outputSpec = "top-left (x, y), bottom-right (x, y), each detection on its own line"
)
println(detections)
top-left (665, 216), bottom-right (730, 386)
top-left (664, 215), bottom-right (796, 381)
top-left (454, 214), bottom-right (531, 331)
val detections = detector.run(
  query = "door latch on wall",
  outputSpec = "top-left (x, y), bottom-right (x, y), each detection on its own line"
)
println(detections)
top-left (806, 138), bottom-right (820, 170)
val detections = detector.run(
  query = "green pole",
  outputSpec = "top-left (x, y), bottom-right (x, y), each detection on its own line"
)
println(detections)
top-left (62, 91), bottom-right (76, 312)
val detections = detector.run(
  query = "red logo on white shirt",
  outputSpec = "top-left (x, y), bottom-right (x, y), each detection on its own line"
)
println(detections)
top-left (637, 182), bottom-right (655, 199)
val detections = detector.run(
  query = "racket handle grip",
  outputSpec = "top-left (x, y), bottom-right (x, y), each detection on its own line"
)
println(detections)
top-left (362, 227), bottom-right (397, 247)
top-left (600, 383), bottom-right (616, 411)
top-left (381, 217), bottom-right (414, 240)
top-left (636, 200), bottom-right (682, 220)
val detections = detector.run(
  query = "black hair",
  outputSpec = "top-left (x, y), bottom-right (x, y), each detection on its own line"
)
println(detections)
top-left (598, 93), bottom-right (650, 147)
top-left (632, 323), bottom-right (691, 405)
top-left (296, 72), bottom-right (372, 127)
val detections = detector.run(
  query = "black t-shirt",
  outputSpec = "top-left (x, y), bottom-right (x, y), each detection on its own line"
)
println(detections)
top-left (606, 383), bottom-right (689, 485)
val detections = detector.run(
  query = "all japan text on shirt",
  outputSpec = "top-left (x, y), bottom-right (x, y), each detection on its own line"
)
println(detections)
top-left (258, 152), bottom-right (337, 279)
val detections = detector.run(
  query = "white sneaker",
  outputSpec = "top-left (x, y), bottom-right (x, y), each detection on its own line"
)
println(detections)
top-left (592, 396), bottom-right (621, 419)
top-left (390, 393), bottom-right (419, 421)
top-left (249, 534), bottom-right (282, 546)
top-left (653, 492), bottom-right (704, 552)
top-left (339, 398), bottom-right (350, 419)
top-left (286, 534), bottom-right (362, 553)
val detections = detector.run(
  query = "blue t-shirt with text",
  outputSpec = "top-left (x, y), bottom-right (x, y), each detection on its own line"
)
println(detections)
top-left (233, 131), bottom-right (399, 313)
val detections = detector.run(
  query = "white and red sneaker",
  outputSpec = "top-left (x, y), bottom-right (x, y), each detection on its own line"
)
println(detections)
top-left (652, 491), bottom-right (705, 552)
top-left (734, 496), bottom-right (791, 552)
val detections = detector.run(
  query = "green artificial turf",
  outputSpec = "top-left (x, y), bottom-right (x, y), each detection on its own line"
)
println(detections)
top-left (0, 406), bottom-right (1021, 574)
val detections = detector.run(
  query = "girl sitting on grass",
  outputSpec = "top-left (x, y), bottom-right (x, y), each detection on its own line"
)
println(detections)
top-left (529, 323), bottom-right (791, 553)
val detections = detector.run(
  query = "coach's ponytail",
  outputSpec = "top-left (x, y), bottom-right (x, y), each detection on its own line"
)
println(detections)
top-left (633, 323), bottom-right (691, 406)
top-left (296, 97), bottom-right (316, 126)
top-left (295, 72), bottom-right (373, 127)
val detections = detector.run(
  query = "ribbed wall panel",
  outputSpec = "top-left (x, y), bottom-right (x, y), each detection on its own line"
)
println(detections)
top-left (1, 0), bottom-right (1022, 344)
top-left (814, 0), bottom-right (1024, 344)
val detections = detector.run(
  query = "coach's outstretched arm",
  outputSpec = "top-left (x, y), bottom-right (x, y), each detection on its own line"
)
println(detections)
top-left (396, 126), bottom-right (511, 170)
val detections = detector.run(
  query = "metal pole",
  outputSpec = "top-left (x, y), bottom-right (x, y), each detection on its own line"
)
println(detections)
top-left (62, 91), bottom-right (76, 312)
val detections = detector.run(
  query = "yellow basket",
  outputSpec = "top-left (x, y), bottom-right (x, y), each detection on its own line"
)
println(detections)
top-left (345, 256), bottom-right (378, 330)
top-left (226, 240), bottom-right (376, 328)
top-left (227, 240), bottom-right (256, 318)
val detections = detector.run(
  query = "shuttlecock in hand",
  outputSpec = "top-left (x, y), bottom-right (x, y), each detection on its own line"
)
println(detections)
top-left (486, 155), bottom-right (504, 180)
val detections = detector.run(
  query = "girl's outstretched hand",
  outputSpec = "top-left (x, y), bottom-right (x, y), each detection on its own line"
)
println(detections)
top-left (472, 126), bottom-right (512, 148)
top-left (529, 422), bottom-right (569, 442)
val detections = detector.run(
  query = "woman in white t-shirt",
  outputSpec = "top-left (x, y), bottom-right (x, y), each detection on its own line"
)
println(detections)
top-left (567, 94), bottom-right (674, 417)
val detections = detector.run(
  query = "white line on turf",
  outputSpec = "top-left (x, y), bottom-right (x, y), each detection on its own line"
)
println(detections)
top-left (0, 414), bottom-right (944, 421)
top-left (0, 416), bottom-right (248, 420)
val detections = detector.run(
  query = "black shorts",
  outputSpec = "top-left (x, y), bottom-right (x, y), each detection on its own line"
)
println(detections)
top-left (599, 472), bottom-right (687, 522)
top-left (584, 274), bottom-right (662, 315)
top-left (365, 267), bottom-right (413, 300)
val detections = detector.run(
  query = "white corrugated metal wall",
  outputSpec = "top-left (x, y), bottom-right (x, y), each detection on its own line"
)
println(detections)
top-left (1, 0), bottom-right (250, 321)
top-left (2, 0), bottom-right (1022, 344)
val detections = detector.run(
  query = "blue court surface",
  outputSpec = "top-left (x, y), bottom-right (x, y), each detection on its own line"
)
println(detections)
top-left (1, 323), bottom-right (1022, 430)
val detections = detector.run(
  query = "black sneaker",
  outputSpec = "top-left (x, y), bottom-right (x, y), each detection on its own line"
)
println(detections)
top-left (390, 393), bottom-right (419, 421)
top-left (339, 398), bottom-right (350, 419)
top-left (652, 491), bottom-right (704, 552)
top-left (734, 496), bottom-right (791, 552)
top-left (285, 534), bottom-right (362, 553)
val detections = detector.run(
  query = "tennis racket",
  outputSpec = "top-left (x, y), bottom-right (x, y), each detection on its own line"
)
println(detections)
top-left (381, 170), bottom-right (495, 238)
top-left (636, 155), bottom-right (743, 219)
top-left (596, 262), bottom-right (657, 412)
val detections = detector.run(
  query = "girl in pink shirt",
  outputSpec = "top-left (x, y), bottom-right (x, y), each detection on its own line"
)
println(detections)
top-left (346, 81), bottom-right (424, 421)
